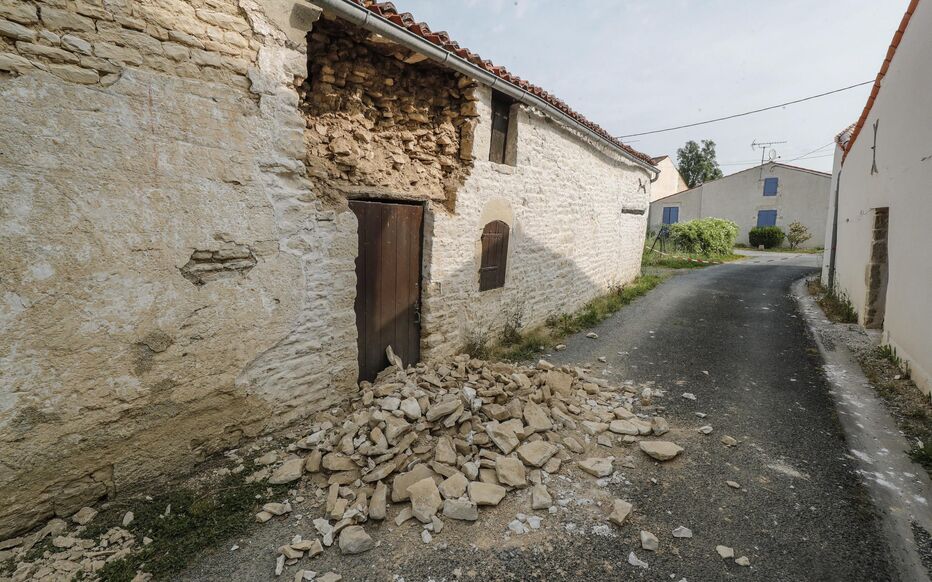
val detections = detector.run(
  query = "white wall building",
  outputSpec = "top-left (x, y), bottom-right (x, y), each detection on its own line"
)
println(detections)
top-left (649, 155), bottom-right (688, 202)
top-left (0, 0), bottom-right (657, 536)
top-left (649, 163), bottom-right (831, 248)
top-left (822, 0), bottom-right (931, 398)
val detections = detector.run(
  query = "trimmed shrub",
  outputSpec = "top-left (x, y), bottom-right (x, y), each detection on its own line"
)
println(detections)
top-left (749, 226), bottom-right (786, 248)
top-left (667, 218), bottom-right (738, 256)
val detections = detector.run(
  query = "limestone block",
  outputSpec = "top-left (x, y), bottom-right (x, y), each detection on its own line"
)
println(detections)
top-left (41, 8), bottom-right (95, 33)
top-left (0, 18), bottom-right (36, 42)
top-left (0, 1), bottom-right (38, 24)
top-left (15, 41), bottom-right (80, 63)
top-left (48, 64), bottom-right (99, 84)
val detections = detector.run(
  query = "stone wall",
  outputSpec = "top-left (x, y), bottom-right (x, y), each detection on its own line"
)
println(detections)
top-left (0, 0), bottom-right (653, 539)
top-left (301, 16), bottom-right (476, 209)
top-left (421, 86), bottom-right (652, 356)
top-left (0, 0), bottom-right (360, 538)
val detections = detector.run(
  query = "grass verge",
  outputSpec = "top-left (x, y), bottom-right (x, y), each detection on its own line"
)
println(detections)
top-left (807, 279), bottom-right (858, 323)
top-left (91, 472), bottom-right (287, 581)
top-left (641, 247), bottom-right (743, 269)
top-left (857, 345), bottom-right (932, 476)
top-left (472, 274), bottom-right (664, 362)
top-left (735, 244), bottom-right (823, 254)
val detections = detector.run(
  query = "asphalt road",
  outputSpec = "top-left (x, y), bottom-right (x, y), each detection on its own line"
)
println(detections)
top-left (184, 252), bottom-right (897, 581)
top-left (542, 251), bottom-right (895, 581)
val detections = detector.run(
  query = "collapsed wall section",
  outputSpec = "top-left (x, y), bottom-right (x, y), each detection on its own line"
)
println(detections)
top-left (300, 15), bottom-right (477, 209)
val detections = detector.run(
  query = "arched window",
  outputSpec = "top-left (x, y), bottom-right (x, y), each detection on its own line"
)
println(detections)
top-left (479, 220), bottom-right (510, 291)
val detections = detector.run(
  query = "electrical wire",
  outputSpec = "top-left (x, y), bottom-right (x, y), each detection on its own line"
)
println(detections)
top-left (616, 80), bottom-right (874, 139)
top-left (784, 141), bottom-right (836, 162)
top-left (718, 152), bottom-right (835, 167)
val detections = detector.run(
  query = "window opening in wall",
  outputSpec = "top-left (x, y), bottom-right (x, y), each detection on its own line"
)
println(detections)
top-left (763, 177), bottom-right (778, 196)
top-left (489, 91), bottom-right (513, 165)
top-left (757, 209), bottom-right (778, 227)
top-left (662, 206), bottom-right (679, 225)
top-left (479, 220), bottom-right (510, 291)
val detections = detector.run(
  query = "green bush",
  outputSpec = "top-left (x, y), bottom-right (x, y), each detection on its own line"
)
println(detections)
top-left (667, 218), bottom-right (739, 256)
top-left (749, 226), bottom-right (785, 248)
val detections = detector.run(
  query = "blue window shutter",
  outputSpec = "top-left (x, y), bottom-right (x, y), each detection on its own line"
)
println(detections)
top-left (757, 210), bottom-right (777, 227)
top-left (763, 177), bottom-right (778, 196)
top-left (662, 207), bottom-right (679, 224)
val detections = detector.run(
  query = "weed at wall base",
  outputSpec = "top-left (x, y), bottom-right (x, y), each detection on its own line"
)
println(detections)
top-left (807, 279), bottom-right (858, 324)
top-left (465, 275), bottom-right (664, 362)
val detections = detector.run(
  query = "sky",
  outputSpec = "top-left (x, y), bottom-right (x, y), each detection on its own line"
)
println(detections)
top-left (395, 0), bottom-right (909, 174)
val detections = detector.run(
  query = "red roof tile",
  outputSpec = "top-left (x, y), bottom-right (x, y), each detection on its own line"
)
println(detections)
top-left (348, 1), bottom-right (656, 167)
top-left (843, 0), bottom-right (920, 161)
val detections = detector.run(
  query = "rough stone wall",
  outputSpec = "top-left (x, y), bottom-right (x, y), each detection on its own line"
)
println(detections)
top-left (0, 0), bottom-right (359, 538)
top-left (301, 16), bottom-right (476, 209)
top-left (421, 86), bottom-right (652, 355)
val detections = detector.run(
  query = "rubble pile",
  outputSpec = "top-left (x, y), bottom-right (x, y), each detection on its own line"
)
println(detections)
top-left (254, 351), bottom-right (685, 573)
top-left (0, 511), bottom-right (145, 582)
top-left (0, 351), bottom-right (688, 581)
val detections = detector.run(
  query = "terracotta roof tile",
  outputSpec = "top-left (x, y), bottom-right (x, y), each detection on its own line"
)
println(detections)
top-left (347, 0), bottom-right (656, 166)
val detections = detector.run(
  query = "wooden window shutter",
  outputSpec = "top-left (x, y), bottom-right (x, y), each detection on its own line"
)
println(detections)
top-left (479, 220), bottom-right (510, 291)
top-left (489, 93), bottom-right (510, 164)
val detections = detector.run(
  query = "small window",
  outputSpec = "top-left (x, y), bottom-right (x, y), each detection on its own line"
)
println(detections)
top-left (479, 220), bottom-right (509, 291)
top-left (662, 206), bottom-right (679, 225)
top-left (489, 92), bottom-right (512, 164)
top-left (763, 177), bottom-right (778, 196)
top-left (757, 209), bottom-right (778, 227)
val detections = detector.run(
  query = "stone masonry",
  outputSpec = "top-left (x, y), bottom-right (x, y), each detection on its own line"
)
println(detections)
top-left (0, 0), bottom-right (653, 538)
top-left (301, 15), bottom-right (476, 209)
top-left (0, 0), bottom-right (359, 538)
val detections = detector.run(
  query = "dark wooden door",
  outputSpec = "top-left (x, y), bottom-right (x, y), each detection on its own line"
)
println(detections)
top-left (349, 200), bottom-right (423, 382)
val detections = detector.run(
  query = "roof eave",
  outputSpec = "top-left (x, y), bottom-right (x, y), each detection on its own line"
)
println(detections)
top-left (309, 0), bottom-right (659, 176)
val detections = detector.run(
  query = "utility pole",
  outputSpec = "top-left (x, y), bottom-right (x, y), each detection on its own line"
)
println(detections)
top-left (751, 140), bottom-right (786, 181)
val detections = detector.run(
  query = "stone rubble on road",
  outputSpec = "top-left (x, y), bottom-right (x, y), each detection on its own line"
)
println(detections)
top-left (0, 351), bottom-right (693, 581)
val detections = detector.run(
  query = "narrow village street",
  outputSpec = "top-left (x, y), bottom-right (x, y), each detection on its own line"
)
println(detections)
top-left (5, 2), bottom-right (932, 581)
top-left (178, 253), bottom-right (909, 582)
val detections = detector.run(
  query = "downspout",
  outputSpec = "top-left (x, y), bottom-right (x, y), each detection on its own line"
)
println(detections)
top-left (309, 0), bottom-right (659, 179)
top-left (827, 167), bottom-right (842, 289)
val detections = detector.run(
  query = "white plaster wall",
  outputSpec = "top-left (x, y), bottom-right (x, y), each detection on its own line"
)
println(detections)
top-left (422, 86), bottom-right (651, 355)
top-left (0, 0), bottom-right (358, 537)
top-left (829, 0), bottom-right (932, 396)
top-left (648, 164), bottom-right (830, 248)
top-left (650, 156), bottom-right (688, 202)
top-left (648, 185), bottom-right (703, 231)
top-left (820, 145), bottom-right (845, 284)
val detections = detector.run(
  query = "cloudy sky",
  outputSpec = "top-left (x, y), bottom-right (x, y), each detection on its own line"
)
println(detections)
top-left (396, 0), bottom-right (908, 173)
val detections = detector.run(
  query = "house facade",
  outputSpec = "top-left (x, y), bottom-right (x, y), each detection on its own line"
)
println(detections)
top-left (649, 163), bottom-right (830, 248)
top-left (0, 0), bottom-right (656, 536)
top-left (821, 0), bottom-right (931, 398)
top-left (649, 155), bottom-right (688, 202)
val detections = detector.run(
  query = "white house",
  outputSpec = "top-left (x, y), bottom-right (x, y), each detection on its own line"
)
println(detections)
top-left (821, 0), bottom-right (931, 398)
top-left (649, 163), bottom-right (831, 248)
top-left (0, 0), bottom-right (657, 536)
top-left (649, 155), bottom-right (688, 202)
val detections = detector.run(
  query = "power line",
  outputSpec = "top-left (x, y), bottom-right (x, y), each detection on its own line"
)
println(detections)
top-left (616, 80), bottom-right (874, 139)
top-left (784, 141), bottom-right (836, 162)
top-left (718, 152), bottom-right (835, 167)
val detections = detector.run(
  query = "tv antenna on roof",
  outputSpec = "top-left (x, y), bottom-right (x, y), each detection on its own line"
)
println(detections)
top-left (751, 140), bottom-right (786, 180)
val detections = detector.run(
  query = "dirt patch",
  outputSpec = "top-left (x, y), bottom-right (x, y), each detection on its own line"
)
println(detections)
top-left (856, 346), bottom-right (932, 475)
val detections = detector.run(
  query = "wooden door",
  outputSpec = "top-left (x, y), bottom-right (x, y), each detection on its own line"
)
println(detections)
top-left (349, 200), bottom-right (424, 382)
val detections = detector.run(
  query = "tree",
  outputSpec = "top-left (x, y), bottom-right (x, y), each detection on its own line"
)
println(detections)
top-left (676, 140), bottom-right (724, 188)
top-left (787, 221), bottom-right (812, 249)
